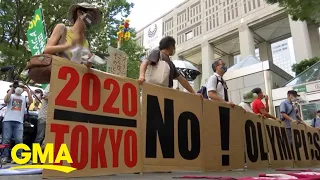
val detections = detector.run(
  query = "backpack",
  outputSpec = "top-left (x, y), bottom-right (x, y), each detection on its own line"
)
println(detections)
top-left (197, 75), bottom-right (226, 99)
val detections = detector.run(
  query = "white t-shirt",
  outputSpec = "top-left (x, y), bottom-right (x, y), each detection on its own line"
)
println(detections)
top-left (239, 102), bottom-right (253, 113)
top-left (206, 73), bottom-right (226, 100)
top-left (3, 94), bottom-right (29, 123)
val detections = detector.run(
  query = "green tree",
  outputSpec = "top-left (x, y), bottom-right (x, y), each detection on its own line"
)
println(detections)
top-left (119, 31), bottom-right (145, 79)
top-left (0, 0), bottom-right (144, 82)
top-left (291, 57), bottom-right (320, 75)
top-left (266, 0), bottom-right (320, 23)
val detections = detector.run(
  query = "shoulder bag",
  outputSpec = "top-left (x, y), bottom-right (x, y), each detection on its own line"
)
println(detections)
top-left (25, 25), bottom-right (69, 84)
top-left (145, 52), bottom-right (170, 87)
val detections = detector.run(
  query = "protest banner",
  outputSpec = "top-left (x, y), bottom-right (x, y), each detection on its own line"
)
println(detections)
top-left (264, 119), bottom-right (294, 168)
top-left (43, 57), bottom-right (141, 178)
top-left (305, 126), bottom-right (320, 166)
top-left (244, 114), bottom-right (269, 169)
top-left (26, 8), bottom-right (47, 56)
top-left (202, 100), bottom-right (245, 171)
top-left (291, 123), bottom-right (312, 167)
top-left (107, 46), bottom-right (128, 77)
top-left (141, 83), bottom-right (202, 172)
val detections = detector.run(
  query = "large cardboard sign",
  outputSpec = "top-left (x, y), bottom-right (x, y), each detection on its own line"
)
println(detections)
top-left (291, 123), bottom-right (312, 167)
top-left (264, 119), bottom-right (294, 168)
top-left (43, 57), bottom-right (141, 178)
top-left (202, 100), bottom-right (245, 171)
top-left (305, 126), bottom-right (320, 166)
top-left (244, 114), bottom-right (269, 169)
top-left (141, 83), bottom-right (202, 172)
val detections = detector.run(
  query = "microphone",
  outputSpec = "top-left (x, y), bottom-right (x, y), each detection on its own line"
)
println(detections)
top-left (0, 66), bottom-right (14, 73)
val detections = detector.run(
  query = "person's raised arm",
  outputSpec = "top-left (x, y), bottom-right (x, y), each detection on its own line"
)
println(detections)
top-left (4, 88), bottom-right (14, 104)
top-left (265, 95), bottom-right (270, 112)
top-left (43, 24), bottom-right (73, 54)
top-left (25, 88), bottom-right (33, 105)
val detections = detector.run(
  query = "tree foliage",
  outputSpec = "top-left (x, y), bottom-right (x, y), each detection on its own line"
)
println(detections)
top-left (0, 0), bottom-right (144, 83)
top-left (266, 0), bottom-right (320, 23)
top-left (291, 57), bottom-right (320, 75)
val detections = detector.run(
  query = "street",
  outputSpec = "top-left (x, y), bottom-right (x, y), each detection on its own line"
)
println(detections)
top-left (0, 168), bottom-right (319, 180)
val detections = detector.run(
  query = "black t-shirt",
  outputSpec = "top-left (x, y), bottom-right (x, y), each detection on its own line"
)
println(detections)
top-left (146, 49), bottom-right (180, 88)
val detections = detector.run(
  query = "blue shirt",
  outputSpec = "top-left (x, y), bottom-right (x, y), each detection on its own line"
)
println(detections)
top-left (280, 99), bottom-right (296, 129)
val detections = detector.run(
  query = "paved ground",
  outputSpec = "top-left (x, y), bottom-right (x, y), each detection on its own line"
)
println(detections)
top-left (0, 167), bottom-right (313, 180)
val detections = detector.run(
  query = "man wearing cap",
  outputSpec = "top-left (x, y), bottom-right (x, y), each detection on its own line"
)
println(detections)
top-left (44, 3), bottom-right (102, 67)
top-left (1, 82), bottom-right (33, 164)
top-left (251, 88), bottom-right (277, 120)
top-left (280, 90), bottom-right (305, 145)
top-left (239, 91), bottom-right (255, 113)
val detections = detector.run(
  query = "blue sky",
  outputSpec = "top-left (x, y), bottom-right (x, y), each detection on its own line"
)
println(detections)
top-left (128, 0), bottom-right (185, 31)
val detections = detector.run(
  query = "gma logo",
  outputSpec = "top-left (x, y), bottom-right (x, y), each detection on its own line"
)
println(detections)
top-left (9, 143), bottom-right (76, 173)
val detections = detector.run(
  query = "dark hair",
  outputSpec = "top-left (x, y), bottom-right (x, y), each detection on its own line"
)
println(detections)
top-left (212, 59), bottom-right (223, 72)
top-left (72, 7), bottom-right (88, 23)
top-left (251, 88), bottom-right (262, 94)
top-left (317, 110), bottom-right (320, 114)
top-left (159, 36), bottom-right (176, 50)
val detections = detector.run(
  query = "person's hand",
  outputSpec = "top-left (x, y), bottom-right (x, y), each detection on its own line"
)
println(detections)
top-left (138, 75), bottom-right (145, 85)
top-left (265, 95), bottom-right (269, 101)
top-left (198, 94), bottom-right (203, 100)
top-left (84, 62), bottom-right (93, 68)
top-left (23, 87), bottom-right (29, 92)
top-left (229, 102), bottom-right (235, 108)
top-left (275, 119), bottom-right (282, 123)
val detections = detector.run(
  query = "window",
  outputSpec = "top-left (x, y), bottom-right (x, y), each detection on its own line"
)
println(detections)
top-left (186, 31), bottom-right (193, 41)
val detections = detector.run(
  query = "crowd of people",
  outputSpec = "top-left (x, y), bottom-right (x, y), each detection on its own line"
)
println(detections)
top-left (0, 82), bottom-right (49, 165)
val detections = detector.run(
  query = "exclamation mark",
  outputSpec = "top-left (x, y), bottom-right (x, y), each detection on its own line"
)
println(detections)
top-left (219, 107), bottom-right (230, 166)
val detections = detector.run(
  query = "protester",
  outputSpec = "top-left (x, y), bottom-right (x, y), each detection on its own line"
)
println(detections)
top-left (29, 89), bottom-right (43, 111)
top-left (43, 3), bottom-right (102, 67)
top-left (311, 110), bottom-right (320, 129)
top-left (207, 59), bottom-right (235, 107)
top-left (251, 88), bottom-right (276, 120)
top-left (138, 36), bottom-right (196, 94)
top-left (34, 85), bottom-right (50, 147)
top-left (239, 91), bottom-right (255, 113)
top-left (1, 82), bottom-right (33, 164)
top-left (280, 90), bottom-right (305, 145)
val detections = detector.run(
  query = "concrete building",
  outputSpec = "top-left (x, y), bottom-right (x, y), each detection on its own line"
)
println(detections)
top-left (136, 0), bottom-right (320, 91)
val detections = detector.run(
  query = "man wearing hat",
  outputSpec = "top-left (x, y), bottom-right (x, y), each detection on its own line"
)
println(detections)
top-left (1, 82), bottom-right (33, 164)
top-left (239, 91), bottom-right (255, 113)
top-left (280, 90), bottom-right (305, 145)
top-left (43, 3), bottom-right (102, 67)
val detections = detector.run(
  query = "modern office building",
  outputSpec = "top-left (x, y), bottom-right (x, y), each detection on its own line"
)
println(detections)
top-left (135, 0), bottom-right (320, 92)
